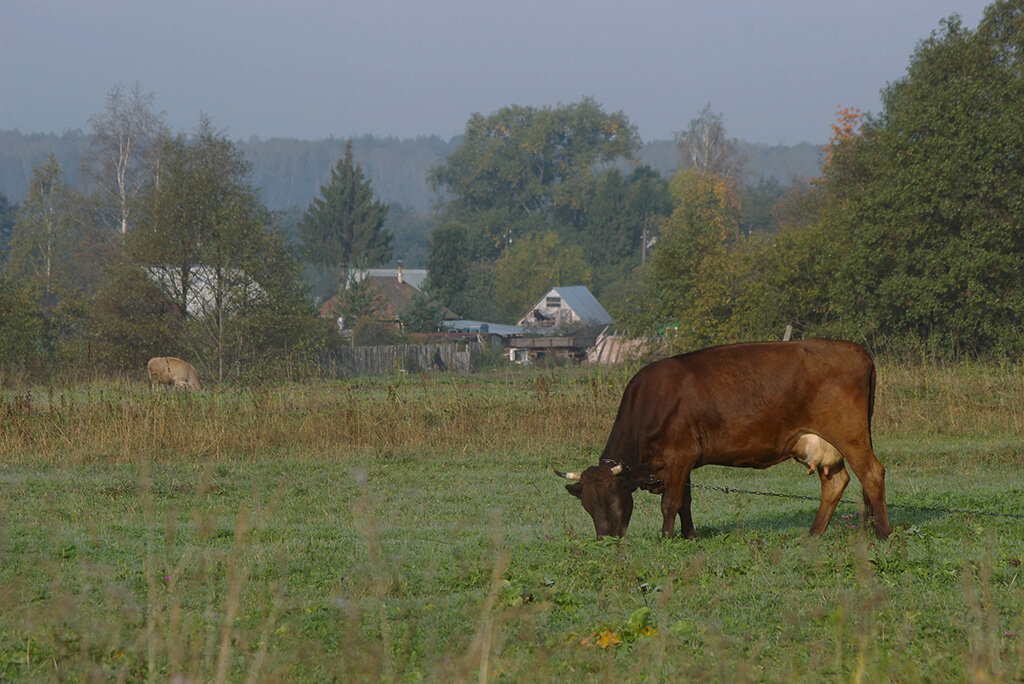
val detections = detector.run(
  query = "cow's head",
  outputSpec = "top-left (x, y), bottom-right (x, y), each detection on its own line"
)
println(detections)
top-left (555, 460), bottom-right (648, 538)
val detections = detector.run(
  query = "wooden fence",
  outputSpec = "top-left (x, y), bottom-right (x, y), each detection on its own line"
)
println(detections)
top-left (320, 342), bottom-right (481, 377)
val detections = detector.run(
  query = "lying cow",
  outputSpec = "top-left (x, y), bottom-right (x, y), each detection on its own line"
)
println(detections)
top-left (555, 339), bottom-right (891, 539)
top-left (147, 357), bottom-right (203, 390)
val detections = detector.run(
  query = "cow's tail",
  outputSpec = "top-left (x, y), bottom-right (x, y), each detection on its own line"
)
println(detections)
top-left (867, 361), bottom-right (877, 449)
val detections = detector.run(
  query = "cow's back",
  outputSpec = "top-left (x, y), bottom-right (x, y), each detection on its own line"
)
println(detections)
top-left (147, 356), bottom-right (202, 390)
top-left (601, 339), bottom-right (874, 467)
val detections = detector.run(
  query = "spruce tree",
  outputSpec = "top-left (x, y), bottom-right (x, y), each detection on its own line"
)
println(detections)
top-left (298, 140), bottom-right (392, 292)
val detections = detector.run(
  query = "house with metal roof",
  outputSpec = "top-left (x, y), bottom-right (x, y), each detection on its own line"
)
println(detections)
top-left (516, 286), bottom-right (612, 333)
top-left (500, 286), bottom-right (613, 364)
top-left (352, 267), bottom-right (428, 291)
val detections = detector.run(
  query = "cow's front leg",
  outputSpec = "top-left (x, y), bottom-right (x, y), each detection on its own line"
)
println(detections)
top-left (678, 474), bottom-right (697, 538)
top-left (660, 464), bottom-right (696, 539)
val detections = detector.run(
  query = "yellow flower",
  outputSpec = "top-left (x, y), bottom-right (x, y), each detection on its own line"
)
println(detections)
top-left (596, 630), bottom-right (621, 649)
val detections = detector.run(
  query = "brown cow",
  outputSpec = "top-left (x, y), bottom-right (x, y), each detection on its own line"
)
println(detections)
top-left (147, 357), bottom-right (203, 390)
top-left (555, 339), bottom-right (890, 539)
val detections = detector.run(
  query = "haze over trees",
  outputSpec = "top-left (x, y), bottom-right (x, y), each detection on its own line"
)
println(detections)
top-left (2, 1), bottom-right (1022, 381)
top-left (0, 129), bottom-right (820, 281)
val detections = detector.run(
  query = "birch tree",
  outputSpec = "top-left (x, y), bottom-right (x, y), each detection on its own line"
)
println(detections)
top-left (675, 104), bottom-right (746, 182)
top-left (6, 155), bottom-right (78, 294)
top-left (82, 83), bottom-right (169, 235)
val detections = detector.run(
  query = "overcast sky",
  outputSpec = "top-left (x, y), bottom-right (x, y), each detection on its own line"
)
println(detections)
top-left (3, 1), bottom-right (992, 145)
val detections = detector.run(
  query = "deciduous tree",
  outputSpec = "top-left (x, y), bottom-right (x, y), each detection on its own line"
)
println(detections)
top-left (0, 277), bottom-right (45, 373)
top-left (675, 104), bottom-right (746, 181)
top-left (6, 155), bottom-right (79, 294)
top-left (426, 99), bottom-right (641, 318)
top-left (82, 83), bottom-right (169, 235)
top-left (429, 98), bottom-right (640, 261)
top-left (570, 166), bottom-right (672, 296)
top-left (131, 117), bottom-right (316, 381)
top-left (490, 231), bottom-right (592, 324)
top-left (820, 105), bottom-right (865, 173)
top-left (0, 190), bottom-right (16, 262)
top-left (822, 3), bottom-right (1024, 354)
top-left (620, 169), bottom-right (744, 346)
top-left (423, 222), bottom-right (472, 316)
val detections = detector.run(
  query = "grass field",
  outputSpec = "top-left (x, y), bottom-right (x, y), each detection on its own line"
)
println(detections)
top-left (1, 360), bottom-right (1023, 681)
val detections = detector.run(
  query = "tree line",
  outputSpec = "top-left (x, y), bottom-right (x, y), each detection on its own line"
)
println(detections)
top-left (0, 95), bottom-right (816, 382)
top-left (0, 131), bottom-right (821, 215)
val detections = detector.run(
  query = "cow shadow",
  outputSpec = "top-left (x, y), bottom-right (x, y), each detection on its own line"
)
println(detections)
top-left (660, 505), bottom-right (948, 540)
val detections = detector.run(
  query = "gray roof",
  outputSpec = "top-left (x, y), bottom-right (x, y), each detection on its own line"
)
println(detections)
top-left (353, 268), bottom-right (427, 290)
top-left (542, 286), bottom-right (612, 326)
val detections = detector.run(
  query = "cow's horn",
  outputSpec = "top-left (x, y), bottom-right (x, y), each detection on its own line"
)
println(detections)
top-left (553, 467), bottom-right (582, 481)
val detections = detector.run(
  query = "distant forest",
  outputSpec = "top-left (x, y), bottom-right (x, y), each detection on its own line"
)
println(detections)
top-left (0, 129), bottom-right (822, 267)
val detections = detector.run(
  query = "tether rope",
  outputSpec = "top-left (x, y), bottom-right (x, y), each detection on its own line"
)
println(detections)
top-left (687, 482), bottom-right (1024, 520)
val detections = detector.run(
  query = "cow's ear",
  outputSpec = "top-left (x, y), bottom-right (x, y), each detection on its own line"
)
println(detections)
top-left (565, 482), bottom-right (584, 499)
top-left (621, 463), bottom-right (653, 491)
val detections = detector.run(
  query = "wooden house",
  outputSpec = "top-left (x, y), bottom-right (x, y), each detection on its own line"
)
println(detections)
top-left (516, 286), bottom-right (612, 334)
top-left (319, 268), bottom-right (457, 331)
top-left (505, 286), bottom-right (613, 364)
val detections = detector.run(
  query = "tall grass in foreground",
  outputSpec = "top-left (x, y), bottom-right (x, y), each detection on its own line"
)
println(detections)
top-left (1, 362), bottom-right (1023, 680)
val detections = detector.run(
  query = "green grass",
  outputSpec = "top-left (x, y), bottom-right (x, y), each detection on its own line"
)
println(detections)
top-left (1, 364), bottom-right (1023, 681)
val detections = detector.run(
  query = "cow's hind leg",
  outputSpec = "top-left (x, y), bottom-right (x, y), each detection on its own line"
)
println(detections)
top-left (843, 446), bottom-right (891, 539)
top-left (860, 487), bottom-right (874, 526)
top-left (809, 463), bottom-right (850, 535)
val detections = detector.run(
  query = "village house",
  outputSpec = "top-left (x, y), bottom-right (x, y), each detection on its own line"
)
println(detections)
top-left (318, 266), bottom-right (457, 332)
top-left (516, 286), bottom-right (612, 333)
top-left (507, 286), bottom-right (613, 364)
top-left (145, 266), bottom-right (264, 317)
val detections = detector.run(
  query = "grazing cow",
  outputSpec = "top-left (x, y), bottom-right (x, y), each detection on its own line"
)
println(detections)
top-left (147, 357), bottom-right (203, 390)
top-left (555, 339), bottom-right (890, 539)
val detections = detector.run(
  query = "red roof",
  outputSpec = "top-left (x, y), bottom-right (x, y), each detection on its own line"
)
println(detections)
top-left (319, 275), bottom-right (458, 320)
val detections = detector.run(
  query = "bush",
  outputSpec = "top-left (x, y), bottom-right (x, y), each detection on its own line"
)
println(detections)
top-left (352, 319), bottom-right (400, 346)
top-left (0, 279), bottom-right (45, 376)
